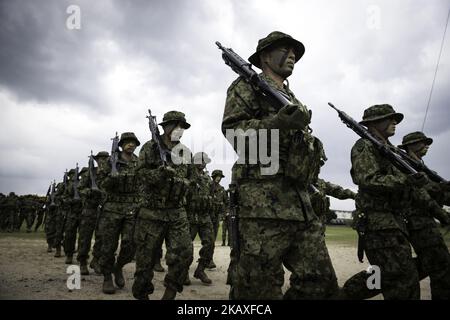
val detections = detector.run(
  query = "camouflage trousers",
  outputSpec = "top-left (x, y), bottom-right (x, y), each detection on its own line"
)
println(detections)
top-left (53, 205), bottom-right (68, 248)
top-left (76, 206), bottom-right (98, 263)
top-left (132, 210), bottom-right (192, 297)
top-left (342, 229), bottom-right (420, 300)
top-left (222, 217), bottom-right (230, 245)
top-left (63, 202), bottom-right (82, 256)
top-left (34, 210), bottom-right (45, 231)
top-left (91, 207), bottom-right (104, 263)
top-left (44, 206), bottom-right (58, 246)
top-left (188, 218), bottom-right (214, 266)
top-left (409, 225), bottom-right (450, 299)
top-left (17, 209), bottom-right (36, 231)
top-left (98, 202), bottom-right (136, 274)
top-left (230, 217), bottom-right (339, 300)
top-left (210, 212), bottom-right (220, 262)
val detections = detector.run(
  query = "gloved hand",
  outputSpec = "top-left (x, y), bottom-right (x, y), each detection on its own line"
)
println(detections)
top-left (407, 172), bottom-right (429, 187)
top-left (271, 104), bottom-right (311, 130)
top-left (159, 166), bottom-right (176, 178)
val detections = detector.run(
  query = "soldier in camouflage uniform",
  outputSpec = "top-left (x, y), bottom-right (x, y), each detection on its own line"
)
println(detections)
top-left (132, 111), bottom-right (193, 300)
top-left (16, 195), bottom-right (38, 233)
top-left (99, 132), bottom-right (139, 294)
top-left (88, 151), bottom-right (110, 275)
top-left (309, 139), bottom-right (356, 229)
top-left (76, 164), bottom-right (106, 275)
top-left (44, 182), bottom-right (58, 252)
top-left (53, 177), bottom-right (69, 258)
top-left (34, 197), bottom-right (46, 232)
top-left (222, 31), bottom-right (339, 299)
top-left (185, 152), bottom-right (214, 285)
top-left (343, 104), bottom-right (425, 300)
top-left (209, 169), bottom-right (229, 268)
top-left (0, 193), bottom-right (7, 231)
top-left (398, 132), bottom-right (450, 299)
top-left (63, 168), bottom-right (83, 264)
top-left (3, 192), bottom-right (19, 233)
top-left (343, 131), bottom-right (450, 300)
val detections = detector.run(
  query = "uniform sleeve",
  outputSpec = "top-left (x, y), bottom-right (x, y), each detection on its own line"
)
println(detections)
top-left (351, 139), bottom-right (407, 193)
top-left (136, 141), bottom-right (165, 186)
top-left (320, 178), bottom-right (356, 200)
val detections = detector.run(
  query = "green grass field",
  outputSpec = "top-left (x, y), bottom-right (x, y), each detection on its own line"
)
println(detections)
top-left (2, 223), bottom-right (449, 248)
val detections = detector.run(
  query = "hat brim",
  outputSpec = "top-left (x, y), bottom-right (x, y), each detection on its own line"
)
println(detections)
top-left (118, 138), bottom-right (141, 147)
top-left (212, 173), bottom-right (225, 178)
top-left (398, 137), bottom-right (433, 149)
top-left (359, 113), bottom-right (404, 126)
top-left (158, 120), bottom-right (191, 129)
top-left (248, 37), bottom-right (305, 69)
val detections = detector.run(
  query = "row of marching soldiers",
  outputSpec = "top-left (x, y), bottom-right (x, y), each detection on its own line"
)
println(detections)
top-left (0, 193), bottom-right (46, 233)
top-left (43, 110), bottom-right (230, 299)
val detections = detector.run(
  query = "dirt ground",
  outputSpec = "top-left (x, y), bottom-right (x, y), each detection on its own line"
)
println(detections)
top-left (0, 235), bottom-right (431, 300)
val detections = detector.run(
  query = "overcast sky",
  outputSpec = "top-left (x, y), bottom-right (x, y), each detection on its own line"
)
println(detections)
top-left (1, 0), bottom-right (449, 210)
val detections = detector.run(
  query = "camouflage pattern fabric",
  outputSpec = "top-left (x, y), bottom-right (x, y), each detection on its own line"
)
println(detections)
top-left (186, 168), bottom-right (214, 266)
top-left (98, 152), bottom-right (138, 274)
top-left (76, 168), bottom-right (106, 264)
top-left (63, 176), bottom-right (82, 257)
top-left (132, 137), bottom-right (193, 298)
top-left (222, 73), bottom-right (338, 299)
top-left (346, 137), bottom-right (420, 299)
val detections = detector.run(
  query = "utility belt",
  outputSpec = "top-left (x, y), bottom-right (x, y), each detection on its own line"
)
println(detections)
top-left (142, 197), bottom-right (185, 210)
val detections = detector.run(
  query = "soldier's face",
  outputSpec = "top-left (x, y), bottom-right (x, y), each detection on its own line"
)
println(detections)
top-left (96, 158), bottom-right (108, 171)
top-left (122, 140), bottom-right (136, 154)
top-left (170, 124), bottom-right (185, 142)
top-left (262, 45), bottom-right (296, 78)
top-left (373, 118), bottom-right (397, 138)
top-left (408, 142), bottom-right (429, 158)
top-left (214, 176), bottom-right (222, 183)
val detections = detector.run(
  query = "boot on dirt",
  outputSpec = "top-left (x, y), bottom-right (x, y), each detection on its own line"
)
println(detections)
top-left (54, 246), bottom-right (62, 258)
top-left (207, 260), bottom-right (216, 269)
top-left (184, 274), bottom-right (191, 286)
top-left (102, 273), bottom-right (116, 294)
top-left (153, 259), bottom-right (165, 272)
top-left (80, 261), bottom-right (89, 275)
top-left (113, 264), bottom-right (125, 288)
top-left (65, 254), bottom-right (73, 265)
top-left (194, 262), bottom-right (212, 284)
top-left (161, 287), bottom-right (177, 300)
top-left (47, 244), bottom-right (53, 253)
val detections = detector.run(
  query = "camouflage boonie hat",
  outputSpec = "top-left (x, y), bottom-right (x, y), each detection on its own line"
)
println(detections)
top-left (68, 169), bottom-right (76, 176)
top-left (94, 151), bottom-right (109, 160)
top-left (211, 169), bottom-right (225, 178)
top-left (359, 104), bottom-right (404, 126)
top-left (398, 131), bottom-right (433, 149)
top-left (193, 152), bottom-right (211, 164)
top-left (79, 167), bottom-right (88, 175)
top-left (248, 31), bottom-right (305, 69)
top-left (158, 111), bottom-right (191, 129)
top-left (118, 132), bottom-right (140, 147)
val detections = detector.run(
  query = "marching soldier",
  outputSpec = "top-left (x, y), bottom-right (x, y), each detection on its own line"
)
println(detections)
top-left (99, 132), bottom-right (139, 294)
top-left (221, 31), bottom-right (339, 299)
top-left (132, 111), bottom-right (193, 300)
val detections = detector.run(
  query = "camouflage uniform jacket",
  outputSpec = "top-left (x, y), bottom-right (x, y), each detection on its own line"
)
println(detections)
top-left (186, 168), bottom-right (213, 224)
top-left (222, 74), bottom-right (319, 221)
top-left (310, 178), bottom-right (355, 216)
top-left (351, 137), bottom-right (409, 232)
top-left (78, 168), bottom-right (106, 209)
top-left (211, 181), bottom-right (229, 220)
top-left (136, 139), bottom-right (191, 221)
top-left (101, 152), bottom-right (139, 206)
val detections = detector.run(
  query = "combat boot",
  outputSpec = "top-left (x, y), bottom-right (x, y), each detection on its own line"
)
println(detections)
top-left (47, 244), bottom-right (52, 253)
top-left (113, 264), bottom-right (125, 288)
top-left (194, 263), bottom-right (212, 284)
top-left (222, 240), bottom-right (226, 246)
top-left (65, 254), bottom-right (73, 265)
top-left (80, 261), bottom-right (89, 275)
top-left (184, 274), bottom-right (191, 286)
top-left (26, 228), bottom-right (32, 233)
top-left (153, 259), bottom-right (165, 272)
top-left (54, 246), bottom-right (62, 258)
top-left (102, 274), bottom-right (116, 294)
top-left (161, 287), bottom-right (177, 300)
